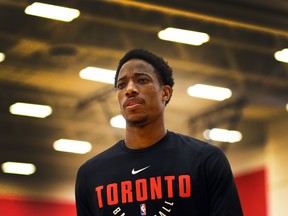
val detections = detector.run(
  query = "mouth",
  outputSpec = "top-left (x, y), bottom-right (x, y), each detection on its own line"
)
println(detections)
top-left (124, 98), bottom-right (143, 109)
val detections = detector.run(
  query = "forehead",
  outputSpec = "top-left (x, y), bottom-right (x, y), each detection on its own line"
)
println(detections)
top-left (118, 59), bottom-right (157, 78)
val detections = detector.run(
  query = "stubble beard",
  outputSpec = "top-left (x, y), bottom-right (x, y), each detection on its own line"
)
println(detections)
top-left (125, 115), bottom-right (149, 128)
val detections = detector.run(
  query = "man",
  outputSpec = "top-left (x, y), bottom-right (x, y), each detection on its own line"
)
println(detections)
top-left (75, 49), bottom-right (243, 216)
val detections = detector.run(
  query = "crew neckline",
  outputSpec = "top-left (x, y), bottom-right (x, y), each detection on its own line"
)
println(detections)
top-left (120, 130), bottom-right (172, 153)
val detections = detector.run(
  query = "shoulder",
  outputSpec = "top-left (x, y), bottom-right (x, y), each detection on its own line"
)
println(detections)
top-left (169, 131), bottom-right (220, 153)
top-left (168, 131), bottom-right (228, 162)
top-left (78, 140), bottom-right (123, 172)
top-left (170, 132), bottom-right (233, 174)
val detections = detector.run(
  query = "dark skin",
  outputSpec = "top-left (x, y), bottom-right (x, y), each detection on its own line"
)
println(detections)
top-left (116, 59), bottom-right (172, 149)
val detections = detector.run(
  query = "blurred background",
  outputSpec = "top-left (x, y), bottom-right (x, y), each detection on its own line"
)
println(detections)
top-left (0, 0), bottom-right (287, 215)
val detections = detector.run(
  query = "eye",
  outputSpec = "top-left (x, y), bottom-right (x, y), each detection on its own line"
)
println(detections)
top-left (137, 77), bottom-right (149, 84)
top-left (117, 81), bottom-right (126, 90)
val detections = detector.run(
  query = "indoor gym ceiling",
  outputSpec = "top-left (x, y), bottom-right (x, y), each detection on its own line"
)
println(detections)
top-left (0, 0), bottom-right (287, 200)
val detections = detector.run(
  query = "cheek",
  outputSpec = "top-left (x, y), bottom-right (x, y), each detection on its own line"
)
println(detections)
top-left (144, 89), bottom-right (162, 103)
top-left (116, 92), bottom-right (124, 108)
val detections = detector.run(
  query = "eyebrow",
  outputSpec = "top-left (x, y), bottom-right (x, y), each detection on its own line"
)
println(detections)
top-left (117, 72), bottom-right (151, 83)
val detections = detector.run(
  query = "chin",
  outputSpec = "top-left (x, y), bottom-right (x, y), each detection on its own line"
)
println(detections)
top-left (126, 116), bottom-right (149, 127)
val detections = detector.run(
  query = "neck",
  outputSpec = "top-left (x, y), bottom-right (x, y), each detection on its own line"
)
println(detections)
top-left (124, 122), bottom-right (167, 149)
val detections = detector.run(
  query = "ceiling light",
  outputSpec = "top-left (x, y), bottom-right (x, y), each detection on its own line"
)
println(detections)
top-left (24, 2), bottom-right (80, 22)
top-left (274, 48), bottom-right (288, 63)
top-left (187, 84), bottom-right (232, 101)
top-left (1, 162), bottom-right (36, 175)
top-left (53, 139), bottom-right (92, 154)
top-left (9, 102), bottom-right (52, 118)
top-left (110, 115), bottom-right (126, 129)
top-left (158, 27), bottom-right (210, 46)
top-left (80, 67), bottom-right (116, 84)
top-left (203, 128), bottom-right (242, 143)
top-left (0, 52), bottom-right (5, 62)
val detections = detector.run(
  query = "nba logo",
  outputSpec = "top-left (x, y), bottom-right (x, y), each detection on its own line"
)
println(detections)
top-left (140, 203), bottom-right (146, 216)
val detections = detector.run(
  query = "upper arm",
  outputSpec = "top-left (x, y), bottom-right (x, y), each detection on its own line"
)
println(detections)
top-left (75, 165), bottom-right (93, 216)
top-left (204, 147), bottom-right (243, 216)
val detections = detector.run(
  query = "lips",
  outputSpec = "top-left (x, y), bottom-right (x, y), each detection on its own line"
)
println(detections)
top-left (123, 97), bottom-right (143, 109)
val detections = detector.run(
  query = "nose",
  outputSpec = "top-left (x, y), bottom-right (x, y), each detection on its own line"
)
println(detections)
top-left (125, 80), bottom-right (138, 97)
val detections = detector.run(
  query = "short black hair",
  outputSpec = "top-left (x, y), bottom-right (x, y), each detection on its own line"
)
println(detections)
top-left (114, 48), bottom-right (174, 89)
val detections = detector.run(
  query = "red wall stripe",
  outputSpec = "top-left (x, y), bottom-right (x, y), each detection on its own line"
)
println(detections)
top-left (0, 195), bottom-right (76, 216)
top-left (235, 168), bottom-right (268, 216)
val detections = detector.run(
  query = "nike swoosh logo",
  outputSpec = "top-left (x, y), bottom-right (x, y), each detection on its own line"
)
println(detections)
top-left (131, 166), bottom-right (150, 175)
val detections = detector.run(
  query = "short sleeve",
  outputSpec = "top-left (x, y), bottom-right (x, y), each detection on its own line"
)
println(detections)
top-left (75, 165), bottom-right (93, 216)
top-left (203, 145), bottom-right (243, 216)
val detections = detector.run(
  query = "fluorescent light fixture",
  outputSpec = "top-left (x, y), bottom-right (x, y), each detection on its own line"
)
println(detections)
top-left (110, 115), bottom-right (126, 129)
top-left (2, 162), bottom-right (36, 175)
top-left (274, 48), bottom-right (288, 63)
top-left (203, 128), bottom-right (242, 143)
top-left (80, 67), bottom-right (116, 84)
top-left (25, 2), bottom-right (80, 22)
top-left (9, 102), bottom-right (52, 118)
top-left (187, 84), bottom-right (232, 101)
top-left (53, 139), bottom-right (92, 154)
top-left (158, 27), bottom-right (210, 46)
top-left (0, 52), bottom-right (5, 62)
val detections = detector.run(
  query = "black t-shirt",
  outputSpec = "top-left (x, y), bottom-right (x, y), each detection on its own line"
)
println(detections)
top-left (75, 131), bottom-right (243, 216)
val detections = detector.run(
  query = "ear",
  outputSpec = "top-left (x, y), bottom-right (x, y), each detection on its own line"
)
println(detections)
top-left (161, 85), bottom-right (173, 103)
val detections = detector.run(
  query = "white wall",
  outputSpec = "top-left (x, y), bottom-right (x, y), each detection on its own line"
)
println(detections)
top-left (266, 115), bottom-right (288, 216)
